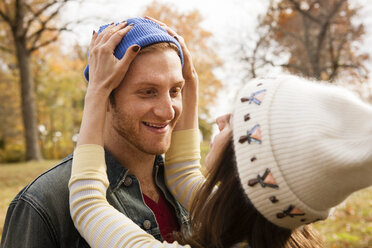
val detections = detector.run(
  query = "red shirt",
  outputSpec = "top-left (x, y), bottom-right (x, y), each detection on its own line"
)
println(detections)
top-left (143, 192), bottom-right (180, 242)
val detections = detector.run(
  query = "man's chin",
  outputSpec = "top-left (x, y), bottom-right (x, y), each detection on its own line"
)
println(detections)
top-left (146, 147), bottom-right (169, 155)
top-left (140, 143), bottom-right (170, 155)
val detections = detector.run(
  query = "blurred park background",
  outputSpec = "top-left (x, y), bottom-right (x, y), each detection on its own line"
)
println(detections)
top-left (0, 0), bottom-right (371, 247)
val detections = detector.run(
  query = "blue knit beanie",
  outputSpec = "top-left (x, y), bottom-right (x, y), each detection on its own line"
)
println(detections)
top-left (84, 17), bottom-right (184, 81)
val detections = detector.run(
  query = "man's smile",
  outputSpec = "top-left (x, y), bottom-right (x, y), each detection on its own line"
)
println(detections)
top-left (142, 121), bottom-right (171, 133)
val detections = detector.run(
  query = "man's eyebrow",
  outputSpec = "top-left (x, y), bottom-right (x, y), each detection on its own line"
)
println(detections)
top-left (133, 82), bottom-right (158, 87)
top-left (132, 80), bottom-right (185, 87)
top-left (176, 80), bottom-right (185, 86)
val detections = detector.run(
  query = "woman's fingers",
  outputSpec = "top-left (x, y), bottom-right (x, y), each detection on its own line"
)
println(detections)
top-left (87, 21), bottom-right (139, 93)
top-left (171, 33), bottom-right (197, 84)
top-left (92, 22), bottom-right (126, 48)
top-left (89, 30), bottom-right (98, 54)
top-left (116, 45), bottom-right (141, 78)
top-left (99, 22), bottom-right (127, 45)
top-left (94, 22), bottom-right (114, 45)
top-left (106, 23), bottom-right (133, 51)
top-left (144, 17), bottom-right (196, 77)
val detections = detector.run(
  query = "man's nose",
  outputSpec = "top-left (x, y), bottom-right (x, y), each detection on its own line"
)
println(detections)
top-left (153, 94), bottom-right (175, 121)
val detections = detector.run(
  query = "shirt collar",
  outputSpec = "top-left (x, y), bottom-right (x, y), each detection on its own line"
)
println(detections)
top-left (104, 150), bottom-right (164, 190)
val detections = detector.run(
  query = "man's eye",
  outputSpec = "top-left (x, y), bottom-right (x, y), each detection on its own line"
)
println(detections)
top-left (139, 89), bottom-right (157, 97)
top-left (170, 87), bottom-right (182, 97)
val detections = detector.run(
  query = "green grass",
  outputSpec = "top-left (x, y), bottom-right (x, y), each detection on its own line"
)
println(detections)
top-left (0, 159), bottom-right (371, 247)
top-left (313, 188), bottom-right (372, 247)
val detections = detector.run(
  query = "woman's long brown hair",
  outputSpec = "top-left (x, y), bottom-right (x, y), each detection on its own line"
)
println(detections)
top-left (174, 140), bottom-right (324, 248)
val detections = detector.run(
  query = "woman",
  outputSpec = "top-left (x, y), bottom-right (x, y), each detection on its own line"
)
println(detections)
top-left (69, 17), bottom-right (372, 248)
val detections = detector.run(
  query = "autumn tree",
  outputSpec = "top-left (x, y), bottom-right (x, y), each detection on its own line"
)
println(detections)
top-left (0, 0), bottom-right (76, 160)
top-left (0, 41), bottom-right (86, 162)
top-left (0, 21), bottom-right (24, 162)
top-left (142, 1), bottom-right (223, 140)
top-left (34, 43), bottom-right (86, 159)
top-left (0, 65), bottom-right (24, 162)
top-left (240, 0), bottom-right (369, 82)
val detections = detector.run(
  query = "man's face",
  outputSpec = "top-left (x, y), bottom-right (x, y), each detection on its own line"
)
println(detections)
top-left (109, 48), bottom-right (184, 155)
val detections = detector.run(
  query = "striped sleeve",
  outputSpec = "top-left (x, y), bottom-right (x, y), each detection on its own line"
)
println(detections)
top-left (69, 144), bottom-right (190, 248)
top-left (164, 129), bottom-right (206, 211)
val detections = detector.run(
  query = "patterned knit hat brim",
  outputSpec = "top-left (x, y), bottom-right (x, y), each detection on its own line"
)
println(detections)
top-left (233, 74), bottom-right (372, 230)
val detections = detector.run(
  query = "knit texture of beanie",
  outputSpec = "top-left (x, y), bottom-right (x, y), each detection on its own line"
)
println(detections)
top-left (84, 17), bottom-right (183, 81)
top-left (233, 74), bottom-right (372, 230)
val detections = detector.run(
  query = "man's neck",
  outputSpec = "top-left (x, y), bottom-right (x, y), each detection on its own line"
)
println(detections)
top-left (103, 128), bottom-right (161, 202)
top-left (104, 134), bottom-right (155, 177)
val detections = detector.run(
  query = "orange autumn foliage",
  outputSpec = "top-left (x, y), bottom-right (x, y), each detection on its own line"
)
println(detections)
top-left (247, 0), bottom-right (369, 82)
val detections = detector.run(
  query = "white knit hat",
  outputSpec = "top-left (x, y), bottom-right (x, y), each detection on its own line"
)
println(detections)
top-left (232, 74), bottom-right (372, 230)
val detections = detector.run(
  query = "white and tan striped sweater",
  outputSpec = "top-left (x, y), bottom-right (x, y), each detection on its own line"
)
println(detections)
top-left (69, 129), bottom-right (204, 248)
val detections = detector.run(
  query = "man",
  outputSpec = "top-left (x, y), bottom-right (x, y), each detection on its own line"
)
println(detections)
top-left (1, 17), bottom-right (198, 247)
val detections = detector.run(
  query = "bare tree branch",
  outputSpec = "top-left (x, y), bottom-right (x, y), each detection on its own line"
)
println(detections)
top-left (301, 11), bottom-right (316, 72)
top-left (280, 63), bottom-right (311, 77)
top-left (28, 0), bottom-right (60, 21)
top-left (15, 0), bottom-right (21, 30)
top-left (337, 64), bottom-right (359, 69)
top-left (271, 26), bottom-right (304, 43)
top-left (315, 0), bottom-right (347, 68)
top-left (0, 0), bottom-right (85, 161)
top-left (328, 35), bottom-right (337, 80)
top-left (26, 0), bottom-right (68, 39)
top-left (328, 34), bottom-right (349, 80)
top-left (240, 0), bottom-right (369, 82)
top-left (29, 36), bottom-right (58, 52)
top-left (0, 0), bottom-right (12, 24)
top-left (29, 23), bottom-right (73, 52)
top-left (241, 33), bottom-right (270, 78)
top-left (0, 44), bottom-right (12, 53)
top-left (288, 0), bottom-right (322, 24)
top-left (0, 0), bottom-right (12, 21)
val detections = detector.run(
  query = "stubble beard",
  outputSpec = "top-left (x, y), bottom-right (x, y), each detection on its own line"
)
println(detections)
top-left (111, 109), bottom-right (172, 155)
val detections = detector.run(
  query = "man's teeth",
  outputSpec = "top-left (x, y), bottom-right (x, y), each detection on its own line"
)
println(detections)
top-left (143, 122), bottom-right (167, 128)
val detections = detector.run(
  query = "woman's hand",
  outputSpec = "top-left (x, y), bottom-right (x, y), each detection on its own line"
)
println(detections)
top-left (87, 22), bottom-right (139, 99)
top-left (77, 22), bottom-right (140, 146)
top-left (145, 16), bottom-right (199, 131)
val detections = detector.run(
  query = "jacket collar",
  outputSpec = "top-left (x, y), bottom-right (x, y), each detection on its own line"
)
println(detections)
top-left (104, 150), bottom-right (164, 190)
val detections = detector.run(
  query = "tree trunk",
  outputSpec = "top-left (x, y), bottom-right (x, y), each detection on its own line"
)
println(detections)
top-left (14, 38), bottom-right (42, 161)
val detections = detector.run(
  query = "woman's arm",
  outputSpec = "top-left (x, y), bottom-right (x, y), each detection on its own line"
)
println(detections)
top-left (77, 22), bottom-right (138, 146)
top-left (164, 129), bottom-right (206, 211)
top-left (69, 145), bottom-right (189, 248)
